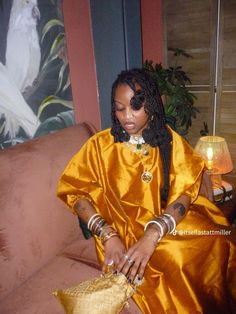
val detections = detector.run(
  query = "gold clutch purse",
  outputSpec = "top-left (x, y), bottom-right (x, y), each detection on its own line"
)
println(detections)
top-left (53, 272), bottom-right (135, 314)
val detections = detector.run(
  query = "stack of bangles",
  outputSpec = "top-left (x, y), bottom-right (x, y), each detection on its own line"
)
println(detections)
top-left (144, 213), bottom-right (176, 243)
top-left (87, 213), bottom-right (119, 245)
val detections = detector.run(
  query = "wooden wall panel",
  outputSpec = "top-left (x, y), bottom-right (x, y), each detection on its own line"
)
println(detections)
top-left (221, 0), bottom-right (236, 85)
top-left (186, 93), bottom-right (211, 145)
top-left (216, 1), bottom-right (236, 184)
top-left (164, 0), bottom-right (214, 85)
top-left (164, 0), bottom-right (236, 185)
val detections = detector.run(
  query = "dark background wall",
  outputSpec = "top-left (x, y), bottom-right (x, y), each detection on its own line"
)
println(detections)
top-left (90, 0), bottom-right (142, 129)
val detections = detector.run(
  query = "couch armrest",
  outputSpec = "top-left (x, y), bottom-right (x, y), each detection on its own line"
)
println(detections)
top-left (0, 123), bottom-right (96, 300)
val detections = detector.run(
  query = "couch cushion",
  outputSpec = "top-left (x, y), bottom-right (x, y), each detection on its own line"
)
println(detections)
top-left (60, 237), bottom-right (99, 268)
top-left (0, 255), bottom-right (101, 314)
top-left (0, 123), bottom-right (95, 300)
top-left (0, 255), bottom-right (141, 314)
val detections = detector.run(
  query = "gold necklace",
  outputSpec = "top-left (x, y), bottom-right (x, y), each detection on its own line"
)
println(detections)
top-left (141, 167), bottom-right (153, 183)
top-left (125, 136), bottom-right (153, 183)
top-left (140, 152), bottom-right (153, 183)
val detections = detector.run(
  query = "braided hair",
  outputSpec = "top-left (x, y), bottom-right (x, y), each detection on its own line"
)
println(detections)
top-left (111, 68), bottom-right (172, 204)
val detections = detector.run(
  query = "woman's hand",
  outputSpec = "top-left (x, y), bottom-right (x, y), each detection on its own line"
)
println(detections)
top-left (102, 236), bottom-right (126, 273)
top-left (115, 227), bottom-right (159, 283)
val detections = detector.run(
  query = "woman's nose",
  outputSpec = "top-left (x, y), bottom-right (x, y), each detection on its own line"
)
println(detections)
top-left (125, 108), bottom-right (133, 119)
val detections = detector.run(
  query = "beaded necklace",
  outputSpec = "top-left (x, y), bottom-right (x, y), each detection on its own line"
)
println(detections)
top-left (126, 135), bottom-right (153, 183)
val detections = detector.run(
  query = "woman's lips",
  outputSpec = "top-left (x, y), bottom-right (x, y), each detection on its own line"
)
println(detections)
top-left (124, 122), bottom-right (135, 130)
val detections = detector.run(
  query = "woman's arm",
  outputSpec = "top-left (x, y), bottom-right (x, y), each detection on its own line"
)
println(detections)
top-left (73, 198), bottom-right (97, 222)
top-left (73, 199), bottom-right (126, 273)
top-left (75, 195), bottom-right (191, 282)
top-left (74, 194), bottom-right (190, 236)
top-left (116, 194), bottom-right (191, 283)
top-left (164, 194), bottom-right (190, 224)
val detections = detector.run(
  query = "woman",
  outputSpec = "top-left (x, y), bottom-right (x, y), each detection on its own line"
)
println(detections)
top-left (57, 69), bottom-right (236, 313)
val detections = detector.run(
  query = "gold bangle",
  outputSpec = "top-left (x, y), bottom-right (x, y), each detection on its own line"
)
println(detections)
top-left (87, 214), bottom-right (100, 230)
top-left (92, 218), bottom-right (105, 235)
top-left (101, 230), bottom-right (116, 242)
top-left (101, 229), bottom-right (118, 243)
top-left (102, 232), bottom-right (119, 245)
top-left (99, 225), bottom-right (114, 237)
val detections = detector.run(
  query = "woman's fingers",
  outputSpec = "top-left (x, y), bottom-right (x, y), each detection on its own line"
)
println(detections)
top-left (103, 257), bottom-right (118, 273)
top-left (115, 238), bottom-right (155, 282)
top-left (123, 254), bottom-right (136, 277)
top-left (103, 235), bottom-right (154, 283)
top-left (102, 256), bottom-right (111, 273)
top-left (103, 249), bottom-right (126, 273)
top-left (102, 237), bottom-right (127, 273)
top-left (116, 253), bottom-right (133, 275)
top-left (115, 252), bottom-right (146, 283)
top-left (127, 255), bottom-right (149, 282)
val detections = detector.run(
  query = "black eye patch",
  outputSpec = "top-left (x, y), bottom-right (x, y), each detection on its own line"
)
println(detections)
top-left (130, 90), bottom-right (145, 110)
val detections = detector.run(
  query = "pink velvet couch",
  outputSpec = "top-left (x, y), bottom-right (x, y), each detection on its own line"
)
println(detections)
top-left (0, 123), bottom-right (141, 314)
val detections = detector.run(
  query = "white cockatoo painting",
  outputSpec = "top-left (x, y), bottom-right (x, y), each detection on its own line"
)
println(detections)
top-left (0, 62), bottom-right (40, 138)
top-left (6, 0), bottom-right (41, 93)
top-left (0, 0), bottom-right (41, 141)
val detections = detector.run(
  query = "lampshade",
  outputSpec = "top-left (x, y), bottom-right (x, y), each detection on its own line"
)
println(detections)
top-left (195, 136), bottom-right (233, 174)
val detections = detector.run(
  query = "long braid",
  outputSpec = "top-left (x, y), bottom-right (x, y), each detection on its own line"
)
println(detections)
top-left (111, 69), bottom-right (172, 204)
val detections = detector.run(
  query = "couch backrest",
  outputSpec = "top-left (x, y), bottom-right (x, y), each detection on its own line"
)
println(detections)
top-left (0, 123), bottom-right (96, 300)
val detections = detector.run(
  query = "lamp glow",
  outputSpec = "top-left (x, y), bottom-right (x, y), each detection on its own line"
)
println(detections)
top-left (206, 147), bottom-right (213, 170)
top-left (195, 136), bottom-right (233, 189)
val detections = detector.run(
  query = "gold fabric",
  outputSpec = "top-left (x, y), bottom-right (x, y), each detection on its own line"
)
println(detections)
top-left (53, 272), bottom-right (134, 314)
top-left (58, 127), bottom-right (236, 314)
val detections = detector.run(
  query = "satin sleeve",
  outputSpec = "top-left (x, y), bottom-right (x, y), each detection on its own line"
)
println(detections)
top-left (167, 129), bottom-right (205, 205)
top-left (57, 136), bottom-right (106, 214)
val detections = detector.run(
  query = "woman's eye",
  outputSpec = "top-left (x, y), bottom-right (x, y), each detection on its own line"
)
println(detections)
top-left (115, 107), bottom-right (124, 112)
top-left (132, 106), bottom-right (142, 111)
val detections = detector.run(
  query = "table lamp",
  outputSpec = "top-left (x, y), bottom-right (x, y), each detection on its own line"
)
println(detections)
top-left (195, 135), bottom-right (233, 201)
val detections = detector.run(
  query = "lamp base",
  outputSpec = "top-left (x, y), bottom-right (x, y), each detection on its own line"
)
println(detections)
top-left (213, 180), bottom-right (233, 203)
top-left (210, 174), bottom-right (222, 188)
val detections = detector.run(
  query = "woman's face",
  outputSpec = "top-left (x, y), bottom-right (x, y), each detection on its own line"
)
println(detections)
top-left (114, 84), bottom-right (149, 136)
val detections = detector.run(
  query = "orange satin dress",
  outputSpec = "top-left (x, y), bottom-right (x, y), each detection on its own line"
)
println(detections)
top-left (57, 127), bottom-right (236, 314)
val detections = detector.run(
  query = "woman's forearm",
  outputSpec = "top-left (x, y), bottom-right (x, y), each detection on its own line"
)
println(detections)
top-left (73, 199), bottom-right (119, 244)
top-left (144, 194), bottom-right (190, 242)
top-left (73, 198), bottom-right (97, 224)
top-left (164, 194), bottom-right (190, 225)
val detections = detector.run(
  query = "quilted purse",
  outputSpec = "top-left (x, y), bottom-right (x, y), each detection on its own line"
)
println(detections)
top-left (53, 272), bottom-right (135, 314)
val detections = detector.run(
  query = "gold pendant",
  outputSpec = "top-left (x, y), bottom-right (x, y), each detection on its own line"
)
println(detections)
top-left (141, 170), bottom-right (153, 183)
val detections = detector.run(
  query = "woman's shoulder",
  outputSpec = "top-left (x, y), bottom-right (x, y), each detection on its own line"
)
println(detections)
top-left (168, 126), bottom-right (194, 150)
top-left (68, 129), bottom-right (113, 163)
top-left (84, 128), bottom-right (114, 149)
top-left (167, 126), bottom-right (204, 164)
top-left (88, 128), bottom-right (112, 141)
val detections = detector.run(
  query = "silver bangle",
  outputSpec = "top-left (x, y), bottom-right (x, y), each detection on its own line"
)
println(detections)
top-left (87, 213), bottom-right (100, 230)
top-left (159, 215), bottom-right (172, 234)
top-left (89, 216), bottom-right (101, 231)
top-left (144, 220), bottom-right (164, 241)
top-left (163, 213), bottom-right (176, 234)
top-left (93, 219), bottom-right (105, 235)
